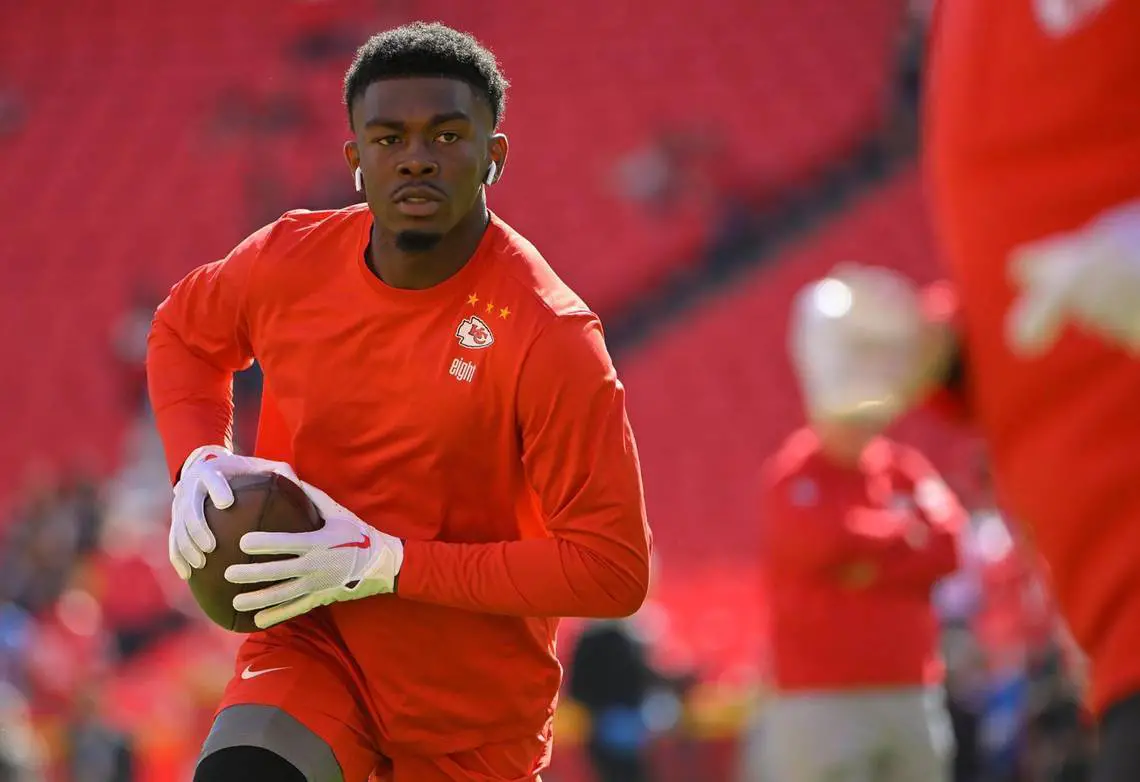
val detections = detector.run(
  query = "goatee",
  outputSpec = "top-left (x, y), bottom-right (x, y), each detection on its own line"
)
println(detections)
top-left (395, 230), bottom-right (444, 253)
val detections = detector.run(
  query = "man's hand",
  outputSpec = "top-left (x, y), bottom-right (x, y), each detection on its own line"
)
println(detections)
top-left (223, 480), bottom-right (404, 629)
top-left (169, 446), bottom-right (299, 580)
top-left (903, 520), bottom-right (930, 550)
top-left (1008, 202), bottom-right (1140, 355)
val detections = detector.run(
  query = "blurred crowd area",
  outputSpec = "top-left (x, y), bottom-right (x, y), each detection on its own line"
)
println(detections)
top-left (0, 413), bottom-right (1097, 781)
top-left (0, 0), bottom-right (1095, 780)
top-left (0, 391), bottom-right (255, 780)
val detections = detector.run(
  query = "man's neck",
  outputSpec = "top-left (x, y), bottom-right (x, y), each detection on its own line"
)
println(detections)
top-left (820, 445), bottom-right (863, 469)
top-left (813, 424), bottom-right (872, 468)
top-left (368, 201), bottom-right (489, 290)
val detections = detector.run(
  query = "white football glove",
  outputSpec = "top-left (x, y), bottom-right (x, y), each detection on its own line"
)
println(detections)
top-left (169, 445), bottom-right (299, 580)
top-left (223, 480), bottom-right (404, 629)
top-left (790, 264), bottom-right (948, 424)
top-left (1008, 200), bottom-right (1140, 355)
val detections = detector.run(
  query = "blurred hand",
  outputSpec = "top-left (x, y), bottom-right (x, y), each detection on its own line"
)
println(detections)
top-left (903, 520), bottom-right (930, 549)
top-left (790, 264), bottom-right (954, 426)
top-left (1008, 201), bottom-right (1140, 355)
top-left (168, 445), bottom-right (298, 580)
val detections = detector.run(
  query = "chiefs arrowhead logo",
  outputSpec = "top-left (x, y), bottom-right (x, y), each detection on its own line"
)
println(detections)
top-left (456, 315), bottom-right (494, 349)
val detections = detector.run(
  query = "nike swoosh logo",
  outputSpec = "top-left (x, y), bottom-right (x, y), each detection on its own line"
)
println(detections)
top-left (240, 664), bottom-right (290, 680)
top-left (331, 533), bottom-right (371, 550)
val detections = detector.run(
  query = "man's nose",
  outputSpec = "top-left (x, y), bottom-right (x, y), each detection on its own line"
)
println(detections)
top-left (397, 158), bottom-right (439, 178)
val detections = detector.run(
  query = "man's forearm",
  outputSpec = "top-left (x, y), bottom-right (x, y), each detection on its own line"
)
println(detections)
top-left (147, 315), bottom-right (237, 482)
top-left (395, 533), bottom-right (651, 619)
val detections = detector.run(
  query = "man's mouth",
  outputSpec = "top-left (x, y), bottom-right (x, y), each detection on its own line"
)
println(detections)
top-left (392, 186), bottom-right (445, 217)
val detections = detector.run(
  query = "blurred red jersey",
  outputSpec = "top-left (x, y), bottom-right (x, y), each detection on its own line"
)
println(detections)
top-left (761, 429), bottom-right (962, 691)
top-left (147, 205), bottom-right (650, 759)
top-left (925, 0), bottom-right (1140, 713)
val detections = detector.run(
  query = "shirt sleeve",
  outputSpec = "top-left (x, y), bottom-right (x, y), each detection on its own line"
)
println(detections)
top-left (395, 313), bottom-right (652, 618)
top-left (871, 446), bottom-right (964, 590)
top-left (763, 471), bottom-right (923, 575)
top-left (147, 223), bottom-right (272, 482)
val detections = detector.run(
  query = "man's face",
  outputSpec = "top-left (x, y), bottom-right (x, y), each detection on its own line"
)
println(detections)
top-left (346, 77), bottom-right (504, 250)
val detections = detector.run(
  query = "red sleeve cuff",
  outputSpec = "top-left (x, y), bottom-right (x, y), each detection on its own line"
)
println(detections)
top-left (392, 539), bottom-right (428, 599)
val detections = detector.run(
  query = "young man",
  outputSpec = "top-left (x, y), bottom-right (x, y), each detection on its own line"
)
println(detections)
top-left (147, 23), bottom-right (651, 782)
top-left (791, 2), bottom-right (1140, 778)
top-left (752, 291), bottom-right (962, 782)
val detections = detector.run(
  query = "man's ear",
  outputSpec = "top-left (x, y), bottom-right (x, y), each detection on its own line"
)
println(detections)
top-left (344, 141), bottom-right (363, 193)
top-left (344, 140), bottom-right (360, 174)
top-left (485, 133), bottom-right (509, 186)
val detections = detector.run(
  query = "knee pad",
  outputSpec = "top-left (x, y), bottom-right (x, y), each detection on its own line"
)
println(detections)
top-left (194, 745), bottom-right (307, 782)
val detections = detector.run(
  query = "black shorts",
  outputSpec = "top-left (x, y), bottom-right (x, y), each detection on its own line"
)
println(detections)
top-left (1094, 692), bottom-right (1140, 782)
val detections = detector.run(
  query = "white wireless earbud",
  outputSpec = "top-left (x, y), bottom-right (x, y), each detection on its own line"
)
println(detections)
top-left (354, 167), bottom-right (364, 193)
top-left (484, 161), bottom-right (497, 186)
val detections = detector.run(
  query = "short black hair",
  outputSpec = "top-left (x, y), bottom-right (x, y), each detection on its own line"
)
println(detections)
top-left (344, 22), bottom-right (508, 130)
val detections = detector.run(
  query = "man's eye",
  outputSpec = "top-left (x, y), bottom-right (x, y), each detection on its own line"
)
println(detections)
top-left (376, 136), bottom-right (401, 146)
top-left (436, 131), bottom-right (460, 144)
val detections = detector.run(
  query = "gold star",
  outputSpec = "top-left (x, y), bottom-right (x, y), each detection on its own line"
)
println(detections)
top-left (499, 306), bottom-right (511, 319)
top-left (467, 293), bottom-right (479, 306)
top-left (485, 301), bottom-right (496, 314)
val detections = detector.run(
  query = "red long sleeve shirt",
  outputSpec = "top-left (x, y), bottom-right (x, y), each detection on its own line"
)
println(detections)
top-left (761, 429), bottom-right (963, 692)
top-left (147, 205), bottom-right (651, 754)
top-left (924, 0), bottom-right (1140, 715)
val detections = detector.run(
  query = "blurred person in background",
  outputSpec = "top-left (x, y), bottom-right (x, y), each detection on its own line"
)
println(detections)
top-left (940, 625), bottom-right (985, 782)
top-left (63, 686), bottom-right (133, 782)
top-left (1023, 642), bottom-right (1094, 782)
top-left (935, 456), bottom-right (1024, 781)
top-left (85, 513), bottom-right (190, 662)
top-left (612, 129), bottom-right (725, 218)
top-left (791, 1), bottom-right (1140, 778)
top-left (62, 467), bottom-right (106, 561)
top-left (750, 283), bottom-right (964, 782)
top-left (0, 469), bottom-right (80, 618)
top-left (0, 603), bottom-right (32, 691)
top-left (966, 470), bottom-right (1051, 781)
top-left (567, 618), bottom-right (688, 782)
top-left (566, 561), bottom-right (694, 782)
top-left (0, 682), bottom-right (45, 782)
top-left (109, 286), bottom-right (161, 415)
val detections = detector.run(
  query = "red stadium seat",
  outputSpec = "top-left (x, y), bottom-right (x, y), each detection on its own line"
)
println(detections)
top-left (0, 0), bottom-right (906, 502)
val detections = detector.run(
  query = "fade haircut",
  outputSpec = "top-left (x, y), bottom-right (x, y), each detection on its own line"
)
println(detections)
top-left (343, 22), bottom-right (509, 130)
